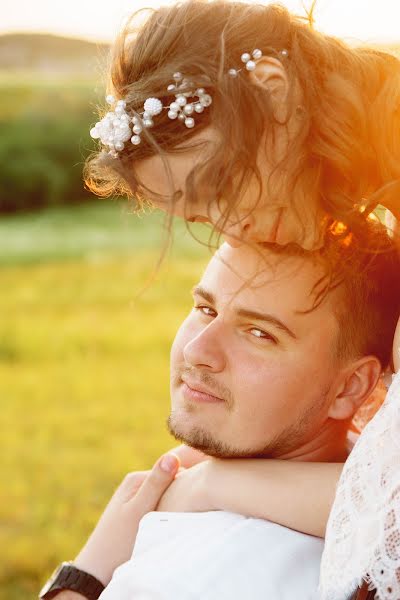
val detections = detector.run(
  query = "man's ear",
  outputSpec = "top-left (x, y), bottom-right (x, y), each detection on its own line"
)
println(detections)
top-left (328, 357), bottom-right (382, 420)
top-left (248, 56), bottom-right (289, 120)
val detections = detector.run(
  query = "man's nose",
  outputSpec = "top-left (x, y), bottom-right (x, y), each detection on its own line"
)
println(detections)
top-left (183, 321), bottom-right (226, 372)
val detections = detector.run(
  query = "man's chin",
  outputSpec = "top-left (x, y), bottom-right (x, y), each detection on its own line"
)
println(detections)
top-left (166, 413), bottom-right (223, 456)
top-left (166, 413), bottom-right (271, 459)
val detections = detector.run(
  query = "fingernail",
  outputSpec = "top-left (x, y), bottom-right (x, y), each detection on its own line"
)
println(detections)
top-left (160, 453), bottom-right (178, 473)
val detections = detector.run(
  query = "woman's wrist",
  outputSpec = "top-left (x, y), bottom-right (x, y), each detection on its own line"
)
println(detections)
top-left (72, 547), bottom-right (110, 588)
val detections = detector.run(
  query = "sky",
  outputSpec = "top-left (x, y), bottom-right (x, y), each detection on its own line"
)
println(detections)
top-left (2, 0), bottom-right (400, 44)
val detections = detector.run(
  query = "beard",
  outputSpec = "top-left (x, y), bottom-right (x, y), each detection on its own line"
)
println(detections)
top-left (167, 385), bottom-right (330, 459)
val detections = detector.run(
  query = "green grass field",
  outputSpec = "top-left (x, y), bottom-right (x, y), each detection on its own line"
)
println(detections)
top-left (0, 200), bottom-right (211, 599)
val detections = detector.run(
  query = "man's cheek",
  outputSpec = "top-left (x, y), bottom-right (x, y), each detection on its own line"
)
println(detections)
top-left (236, 366), bottom-right (293, 414)
top-left (170, 331), bottom-right (185, 366)
top-left (170, 318), bottom-right (198, 364)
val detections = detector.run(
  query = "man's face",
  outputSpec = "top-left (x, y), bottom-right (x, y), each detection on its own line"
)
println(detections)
top-left (169, 243), bottom-right (345, 458)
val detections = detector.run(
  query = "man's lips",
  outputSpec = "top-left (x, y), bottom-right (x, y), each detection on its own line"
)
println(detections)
top-left (181, 377), bottom-right (225, 404)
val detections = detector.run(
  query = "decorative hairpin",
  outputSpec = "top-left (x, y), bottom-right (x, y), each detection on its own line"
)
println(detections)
top-left (228, 48), bottom-right (288, 78)
top-left (90, 73), bottom-right (212, 156)
top-left (90, 48), bottom-right (288, 156)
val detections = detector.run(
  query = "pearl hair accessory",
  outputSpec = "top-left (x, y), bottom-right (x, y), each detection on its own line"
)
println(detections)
top-left (228, 48), bottom-right (289, 78)
top-left (90, 72), bottom-right (212, 157)
top-left (90, 48), bottom-right (288, 156)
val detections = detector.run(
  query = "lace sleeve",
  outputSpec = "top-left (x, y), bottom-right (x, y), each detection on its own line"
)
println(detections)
top-left (319, 371), bottom-right (400, 600)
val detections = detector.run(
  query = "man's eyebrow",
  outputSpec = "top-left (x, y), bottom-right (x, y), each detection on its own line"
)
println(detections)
top-left (191, 285), bottom-right (215, 304)
top-left (236, 308), bottom-right (298, 340)
top-left (191, 285), bottom-right (297, 340)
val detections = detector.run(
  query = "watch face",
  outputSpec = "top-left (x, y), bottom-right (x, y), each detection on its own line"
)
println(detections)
top-left (38, 562), bottom-right (70, 598)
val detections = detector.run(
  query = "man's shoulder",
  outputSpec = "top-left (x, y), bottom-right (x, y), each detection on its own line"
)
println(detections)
top-left (137, 509), bottom-right (324, 551)
top-left (104, 511), bottom-right (324, 600)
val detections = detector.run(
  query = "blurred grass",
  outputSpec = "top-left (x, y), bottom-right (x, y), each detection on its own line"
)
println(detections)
top-left (0, 75), bottom-right (103, 212)
top-left (0, 199), bottom-right (211, 266)
top-left (0, 200), bottom-right (211, 599)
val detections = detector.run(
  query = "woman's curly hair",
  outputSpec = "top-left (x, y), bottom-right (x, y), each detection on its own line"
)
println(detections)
top-left (84, 0), bottom-right (400, 242)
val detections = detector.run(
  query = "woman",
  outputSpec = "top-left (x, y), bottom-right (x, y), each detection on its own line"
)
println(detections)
top-left (43, 1), bottom-right (400, 598)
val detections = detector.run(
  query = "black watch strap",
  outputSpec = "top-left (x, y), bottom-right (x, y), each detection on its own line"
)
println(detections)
top-left (39, 562), bottom-right (105, 599)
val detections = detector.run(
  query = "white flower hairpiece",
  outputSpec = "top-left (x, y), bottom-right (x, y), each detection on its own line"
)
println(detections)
top-left (90, 48), bottom-right (288, 157)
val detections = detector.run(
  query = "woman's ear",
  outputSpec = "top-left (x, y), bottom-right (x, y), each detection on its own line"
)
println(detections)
top-left (328, 356), bottom-right (382, 420)
top-left (248, 56), bottom-right (289, 120)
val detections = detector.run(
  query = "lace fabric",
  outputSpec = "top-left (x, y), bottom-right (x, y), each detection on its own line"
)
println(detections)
top-left (319, 371), bottom-right (400, 600)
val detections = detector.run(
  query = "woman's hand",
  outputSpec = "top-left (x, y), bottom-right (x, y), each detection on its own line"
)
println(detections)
top-left (156, 460), bottom-right (216, 513)
top-left (171, 444), bottom-right (208, 468)
top-left (72, 453), bottom-right (180, 587)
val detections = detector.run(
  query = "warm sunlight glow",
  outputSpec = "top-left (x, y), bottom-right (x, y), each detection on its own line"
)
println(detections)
top-left (2, 0), bottom-right (400, 44)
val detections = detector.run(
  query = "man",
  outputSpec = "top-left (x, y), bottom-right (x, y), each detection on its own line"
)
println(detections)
top-left (42, 226), bottom-right (400, 599)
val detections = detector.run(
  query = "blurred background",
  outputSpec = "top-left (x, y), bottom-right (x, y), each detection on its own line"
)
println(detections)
top-left (1, 1), bottom-right (399, 598)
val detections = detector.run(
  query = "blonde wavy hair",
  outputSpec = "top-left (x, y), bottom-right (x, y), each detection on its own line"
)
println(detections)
top-left (84, 0), bottom-right (400, 237)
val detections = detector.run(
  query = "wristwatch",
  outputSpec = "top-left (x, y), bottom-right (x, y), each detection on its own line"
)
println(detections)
top-left (38, 562), bottom-right (105, 599)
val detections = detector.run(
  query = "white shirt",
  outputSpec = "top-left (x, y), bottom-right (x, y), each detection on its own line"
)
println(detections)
top-left (100, 510), bottom-right (324, 599)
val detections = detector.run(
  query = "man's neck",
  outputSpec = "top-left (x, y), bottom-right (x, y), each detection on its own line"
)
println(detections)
top-left (276, 420), bottom-right (350, 462)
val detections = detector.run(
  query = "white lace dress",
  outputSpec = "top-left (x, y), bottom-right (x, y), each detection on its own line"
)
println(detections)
top-left (319, 370), bottom-right (400, 600)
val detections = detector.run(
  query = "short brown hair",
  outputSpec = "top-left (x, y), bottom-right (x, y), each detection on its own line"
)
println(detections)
top-left (323, 221), bottom-right (400, 369)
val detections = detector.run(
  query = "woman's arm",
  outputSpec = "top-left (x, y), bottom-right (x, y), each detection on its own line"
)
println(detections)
top-left (157, 458), bottom-right (343, 538)
top-left (39, 454), bottom-right (179, 599)
top-left (207, 459), bottom-right (343, 538)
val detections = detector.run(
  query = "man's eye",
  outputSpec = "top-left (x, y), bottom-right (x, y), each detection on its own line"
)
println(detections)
top-left (194, 305), bottom-right (216, 317)
top-left (249, 328), bottom-right (277, 343)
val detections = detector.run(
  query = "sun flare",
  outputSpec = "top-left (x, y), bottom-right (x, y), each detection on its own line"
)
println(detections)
top-left (2, 0), bottom-right (400, 44)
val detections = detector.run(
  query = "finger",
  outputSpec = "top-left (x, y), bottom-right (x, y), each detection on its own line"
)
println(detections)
top-left (119, 470), bottom-right (150, 502)
top-left (173, 444), bottom-right (207, 468)
top-left (131, 453), bottom-right (180, 515)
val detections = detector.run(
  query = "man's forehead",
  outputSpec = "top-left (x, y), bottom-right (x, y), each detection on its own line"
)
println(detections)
top-left (197, 244), bottom-right (333, 316)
